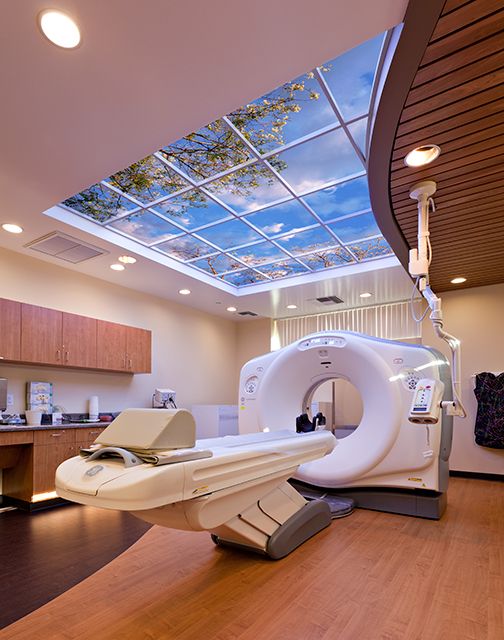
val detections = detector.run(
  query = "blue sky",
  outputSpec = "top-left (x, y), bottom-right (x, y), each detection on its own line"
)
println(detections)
top-left (60, 30), bottom-right (392, 287)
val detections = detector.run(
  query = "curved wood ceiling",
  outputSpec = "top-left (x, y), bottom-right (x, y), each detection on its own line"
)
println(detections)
top-left (374, 0), bottom-right (504, 292)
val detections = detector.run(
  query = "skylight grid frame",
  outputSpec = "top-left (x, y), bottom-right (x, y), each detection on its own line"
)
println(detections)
top-left (54, 27), bottom-right (399, 292)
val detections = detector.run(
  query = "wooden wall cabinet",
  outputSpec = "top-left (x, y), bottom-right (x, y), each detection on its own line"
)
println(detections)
top-left (97, 321), bottom-right (151, 373)
top-left (0, 298), bottom-right (21, 361)
top-left (0, 298), bottom-right (150, 374)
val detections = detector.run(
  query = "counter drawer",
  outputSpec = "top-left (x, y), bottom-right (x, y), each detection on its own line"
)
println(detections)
top-left (75, 427), bottom-right (106, 447)
top-left (34, 429), bottom-right (76, 445)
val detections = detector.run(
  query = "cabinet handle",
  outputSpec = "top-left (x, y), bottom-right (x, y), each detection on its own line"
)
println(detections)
top-left (51, 433), bottom-right (63, 437)
top-left (65, 351), bottom-right (69, 363)
top-left (89, 430), bottom-right (100, 435)
top-left (56, 349), bottom-right (61, 361)
top-left (128, 357), bottom-right (132, 369)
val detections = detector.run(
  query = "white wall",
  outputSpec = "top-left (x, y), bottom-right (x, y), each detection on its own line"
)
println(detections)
top-left (0, 248), bottom-right (237, 415)
top-left (421, 283), bottom-right (504, 475)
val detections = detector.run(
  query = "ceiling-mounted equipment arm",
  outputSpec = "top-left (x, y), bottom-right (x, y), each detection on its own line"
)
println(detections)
top-left (408, 181), bottom-right (466, 419)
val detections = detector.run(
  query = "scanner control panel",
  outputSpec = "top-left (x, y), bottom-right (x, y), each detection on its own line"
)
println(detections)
top-left (408, 378), bottom-right (445, 424)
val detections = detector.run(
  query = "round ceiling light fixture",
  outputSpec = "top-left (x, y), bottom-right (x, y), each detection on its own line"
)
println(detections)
top-left (38, 10), bottom-right (81, 49)
top-left (450, 277), bottom-right (467, 284)
top-left (404, 144), bottom-right (441, 168)
top-left (226, 306), bottom-right (237, 312)
top-left (359, 292), bottom-right (373, 298)
top-left (178, 289), bottom-right (191, 295)
top-left (2, 223), bottom-right (23, 234)
top-left (118, 255), bottom-right (137, 264)
top-left (110, 263), bottom-right (125, 271)
top-left (286, 304), bottom-right (298, 309)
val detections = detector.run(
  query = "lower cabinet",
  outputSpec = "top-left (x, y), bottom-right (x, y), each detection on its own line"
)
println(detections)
top-left (0, 427), bottom-right (107, 506)
top-left (32, 429), bottom-right (77, 497)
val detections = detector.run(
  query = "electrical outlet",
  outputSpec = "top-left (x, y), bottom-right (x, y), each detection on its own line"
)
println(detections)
top-left (6, 394), bottom-right (13, 406)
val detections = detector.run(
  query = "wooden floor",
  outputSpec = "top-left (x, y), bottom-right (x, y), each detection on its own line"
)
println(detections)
top-left (0, 504), bottom-right (150, 629)
top-left (2, 478), bottom-right (503, 640)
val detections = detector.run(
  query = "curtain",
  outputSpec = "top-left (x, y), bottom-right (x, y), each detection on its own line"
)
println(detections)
top-left (274, 301), bottom-right (420, 349)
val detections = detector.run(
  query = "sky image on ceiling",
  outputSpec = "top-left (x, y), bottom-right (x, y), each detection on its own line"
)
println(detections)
top-left (60, 31), bottom-right (393, 288)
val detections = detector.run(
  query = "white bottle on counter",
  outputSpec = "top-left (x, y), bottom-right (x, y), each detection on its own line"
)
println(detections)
top-left (89, 396), bottom-right (99, 421)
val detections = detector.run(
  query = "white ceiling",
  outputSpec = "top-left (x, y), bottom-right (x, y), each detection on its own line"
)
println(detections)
top-left (0, 0), bottom-right (411, 320)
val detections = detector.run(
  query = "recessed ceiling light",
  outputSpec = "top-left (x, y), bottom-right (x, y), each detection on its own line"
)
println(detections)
top-left (360, 292), bottom-right (373, 298)
top-left (450, 277), bottom-right (467, 284)
top-left (286, 304), bottom-right (298, 309)
top-left (110, 263), bottom-right (125, 271)
top-left (118, 255), bottom-right (136, 264)
top-left (38, 10), bottom-right (81, 49)
top-left (2, 223), bottom-right (23, 234)
top-left (227, 306), bottom-right (237, 312)
top-left (179, 289), bottom-right (191, 295)
top-left (404, 144), bottom-right (441, 168)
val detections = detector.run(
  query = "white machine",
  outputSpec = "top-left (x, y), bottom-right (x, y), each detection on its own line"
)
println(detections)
top-left (239, 331), bottom-right (454, 518)
top-left (56, 408), bottom-right (336, 559)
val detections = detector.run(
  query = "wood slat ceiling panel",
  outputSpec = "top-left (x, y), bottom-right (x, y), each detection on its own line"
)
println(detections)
top-left (389, 0), bottom-right (504, 292)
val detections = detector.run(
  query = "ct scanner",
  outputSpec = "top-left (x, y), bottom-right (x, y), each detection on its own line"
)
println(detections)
top-left (239, 331), bottom-right (454, 519)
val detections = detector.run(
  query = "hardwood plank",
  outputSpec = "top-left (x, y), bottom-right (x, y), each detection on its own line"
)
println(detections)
top-left (400, 69), bottom-right (504, 123)
top-left (442, 0), bottom-right (475, 15)
top-left (393, 188), bottom-right (504, 215)
top-left (393, 107), bottom-right (504, 156)
top-left (422, 10), bottom-right (504, 66)
top-left (391, 130), bottom-right (504, 173)
top-left (392, 174), bottom-right (504, 206)
top-left (431, 0), bottom-right (503, 41)
top-left (405, 50), bottom-right (504, 107)
top-left (396, 85), bottom-right (503, 137)
top-left (1, 478), bottom-right (502, 640)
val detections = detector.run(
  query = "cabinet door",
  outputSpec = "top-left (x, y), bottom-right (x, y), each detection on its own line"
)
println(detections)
top-left (96, 320), bottom-right (127, 371)
top-left (32, 442), bottom-right (76, 495)
top-left (75, 427), bottom-right (106, 449)
top-left (126, 326), bottom-right (152, 373)
top-left (0, 298), bottom-right (21, 361)
top-left (62, 312), bottom-right (97, 368)
top-left (21, 304), bottom-right (62, 365)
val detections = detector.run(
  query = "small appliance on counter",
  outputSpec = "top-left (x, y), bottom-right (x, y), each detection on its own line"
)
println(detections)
top-left (152, 388), bottom-right (176, 409)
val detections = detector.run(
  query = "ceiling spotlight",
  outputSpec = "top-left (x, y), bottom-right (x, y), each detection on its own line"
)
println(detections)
top-left (110, 263), bottom-right (125, 271)
top-left (404, 144), bottom-right (441, 168)
top-left (450, 277), bottom-right (467, 284)
top-left (360, 292), bottom-right (373, 298)
top-left (2, 223), bottom-right (23, 234)
top-left (38, 10), bottom-right (81, 49)
top-left (286, 304), bottom-right (298, 309)
top-left (179, 289), bottom-right (191, 295)
top-left (118, 255), bottom-right (136, 264)
top-left (227, 306), bottom-right (237, 312)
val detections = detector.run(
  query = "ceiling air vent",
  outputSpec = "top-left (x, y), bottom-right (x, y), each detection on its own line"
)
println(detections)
top-left (315, 295), bottom-right (344, 305)
top-left (25, 232), bottom-right (108, 263)
top-left (238, 311), bottom-right (258, 317)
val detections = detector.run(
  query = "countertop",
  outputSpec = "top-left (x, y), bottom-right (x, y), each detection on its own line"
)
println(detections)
top-left (0, 422), bottom-right (111, 433)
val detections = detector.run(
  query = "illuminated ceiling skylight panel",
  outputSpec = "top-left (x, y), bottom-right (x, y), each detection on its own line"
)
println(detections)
top-left (190, 253), bottom-right (244, 275)
top-left (229, 240), bottom-right (288, 266)
top-left (227, 72), bottom-right (337, 154)
top-left (327, 211), bottom-right (381, 243)
top-left (275, 225), bottom-right (338, 256)
top-left (107, 210), bottom-right (184, 245)
top-left (62, 183), bottom-right (139, 223)
top-left (301, 175), bottom-right (370, 222)
top-left (204, 163), bottom-right (291, 214)
top-left (160, 119), bottom-right (252, 182)
top-left (221, 269), bottom-right (268, 286)
top-left (243, 199), bottom-right (318, 237)
top-left (272, 129), bottom-right (364, 194)
top-left (347, 117), bottom-right (368, 156)
top-left (256, 259), bottom-right (309, 279)
top-left (347, 236), bottom-right (393, 260)
top-left (150, 189), bottom-right (231, 230)
top-left (320, 32), bottom-right (384, 121)
top-left (300, 247), bottom-right (354, 270)
top-left (194, 218), bottom-right (264, 250)
top-left (155, 234), bottom-right (217, 261)
top-left (104, 155), bottom-right (189, 205)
